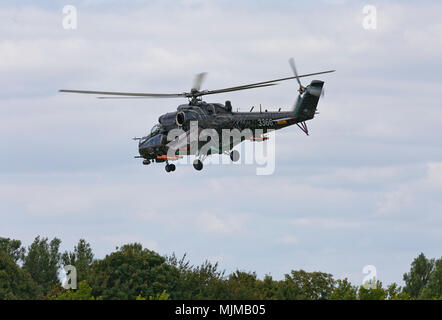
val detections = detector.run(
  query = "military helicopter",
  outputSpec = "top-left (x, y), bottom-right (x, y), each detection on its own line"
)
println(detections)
top-left (60, 58), bottom-right (334, 172)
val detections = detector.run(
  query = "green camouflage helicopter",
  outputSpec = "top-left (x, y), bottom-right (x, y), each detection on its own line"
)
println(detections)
top-left (60, 58), bottom-right (334, 172)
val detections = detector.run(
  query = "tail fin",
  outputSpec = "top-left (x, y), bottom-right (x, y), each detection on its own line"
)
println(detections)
top-left (292, 80), bottom-right (324, 121)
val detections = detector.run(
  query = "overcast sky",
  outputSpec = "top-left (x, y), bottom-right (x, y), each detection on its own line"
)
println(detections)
top-left (1, 0), bottom-right (441, 286)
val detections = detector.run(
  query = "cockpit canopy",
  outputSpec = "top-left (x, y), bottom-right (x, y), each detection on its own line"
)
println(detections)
top-left (139, 123), bottom-right (162, 147)
top-left (151, 124), bottom-right (161, 136)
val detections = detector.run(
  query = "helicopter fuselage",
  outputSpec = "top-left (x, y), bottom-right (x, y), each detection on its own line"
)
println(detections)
top-left (59, 57), bottom-right (332, 172)
top-left (137, 92), bottom-right (316, 161)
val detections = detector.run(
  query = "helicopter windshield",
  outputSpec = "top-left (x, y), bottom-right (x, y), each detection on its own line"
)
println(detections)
top-left (151, 124), bottom-right (161, 136)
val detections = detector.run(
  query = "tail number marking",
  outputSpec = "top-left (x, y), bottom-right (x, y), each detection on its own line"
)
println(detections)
top-left (258, 119), bottom-right (274, 127)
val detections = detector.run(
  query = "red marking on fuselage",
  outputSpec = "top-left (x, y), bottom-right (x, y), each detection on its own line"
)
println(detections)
top-left (156, 155), bottom-right (183, 160)
top-left (250, 137), bottom-right (269, 142)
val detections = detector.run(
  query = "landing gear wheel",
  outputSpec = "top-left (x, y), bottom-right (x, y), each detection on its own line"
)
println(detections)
top-left (193, 159), bottom-right (203, 171)
top-left (143, 159), bottom-right (151, 165)
top-left (230, 150), bottom-right (240, 162)
top-left (165, 164), bottom-right (171, 172)
top-left (169, 164), bottom-right (176, 172)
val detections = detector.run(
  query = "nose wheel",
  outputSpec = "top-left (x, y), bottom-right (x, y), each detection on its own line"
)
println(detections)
top-left (230, 150), bottom-right (240, 162)
top-left (165, 163), bottom-right (176, 172)
top-left (193, 159), bottom-right (203, 171)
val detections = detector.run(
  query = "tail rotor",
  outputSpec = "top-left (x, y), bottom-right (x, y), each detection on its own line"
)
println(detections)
top-left (289, 57), bottom-right (306, 95)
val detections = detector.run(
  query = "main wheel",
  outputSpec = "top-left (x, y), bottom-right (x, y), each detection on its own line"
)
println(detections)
top-left (165, 164), bottom-right (171, 172)
top-left (169, 164), bottom-right (176, 172)
top-left (193, 159), bottom-right (203, 171)
top-left (143, 159), bottom-right (151, 165)
top-left (230, 150), bottom-right (240, 162)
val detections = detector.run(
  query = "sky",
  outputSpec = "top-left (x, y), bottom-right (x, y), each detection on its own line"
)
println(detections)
top-left (1, 0), bottom-right (441, 287)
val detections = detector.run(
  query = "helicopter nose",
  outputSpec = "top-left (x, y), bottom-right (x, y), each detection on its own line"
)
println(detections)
top-left (138, 141), bottom-right (153, 157)
top-left (138, 134), bottom-right (165, 157)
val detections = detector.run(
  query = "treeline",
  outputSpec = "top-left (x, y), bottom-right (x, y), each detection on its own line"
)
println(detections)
top-left (0, 236), bottom-right (440, 300)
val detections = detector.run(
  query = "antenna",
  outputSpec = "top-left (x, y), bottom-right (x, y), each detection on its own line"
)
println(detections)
top-left (250, 106), bottom-right (254, 112)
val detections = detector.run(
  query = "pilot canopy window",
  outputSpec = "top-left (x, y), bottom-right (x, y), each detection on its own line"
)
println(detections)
top-left (151, 124), bottom-right (160, 135)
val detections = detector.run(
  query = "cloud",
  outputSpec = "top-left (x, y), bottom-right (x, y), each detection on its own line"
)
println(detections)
top-left (206, 255), bottom-right (224, 265)
top-left (195, 211), bottom-right (250, 235)
top-left (134, 208), bottom-right (251, 235)
top-left (278, 235), bottom-right (298, 245)
top-left (425, 162), bottom-right (442, 187)
top-left (290, 218), bottom-right (361, 230)
top-left (376, 162), bottom-right (442, 217)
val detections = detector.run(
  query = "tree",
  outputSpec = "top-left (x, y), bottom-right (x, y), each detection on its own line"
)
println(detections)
top-left (5, 236), bottom-right (435, 300)
top-left (403, 253), bottom-right (435, 298)
top-left (135, 292), bottom-right (171, 300)
top-left (22, 236), bottom-right (62, 295)
top-left (224, 271), bottom-right (263, 299)
top-left (48, 281), bottom-right (98, 300)
top-left (256, 274), bottom-right (279, 300)
top-left (149, 290), bottom-right (171, 300)
top-left (61, 239), bottom-right (94, 282)
top-left (165, 254), bottom-right (226, 299)
top-left (385, 283), bottom-right (410, 300)
top-left (0, 251), bottom-right (41, 300)
top-left (330, 278), bottom-right (358, 300)
top-left (87, 243), bottom-right (178, 300)
top-left (0, 237), bottom-right (25, 263)
top-left (277, 270), bottom-right (336, 300)
top-left (358, 280), bottom-right (386, 300)
top-left (419, 257), bottom-right (442, 300)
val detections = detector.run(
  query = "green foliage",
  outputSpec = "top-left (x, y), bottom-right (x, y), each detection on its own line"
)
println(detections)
top-left (86, 243), bottom-right (177, 300)
top-left (358, 280), bottom-right (386, 300)
top-left (0, 238), bottom-right (25, 263)
top-left (419, 257), bottom-right (442, 300)
top-left (256, 274), bottom-right (279, 300)
top-left (2, 236), bottom-right (439, 301)
top-left (62, 239), bottom-right (94, 282)
top-left (385, 283), bottom-right (410, 300)
top-left (165, 254), bottom-right (226, 299)
top-left (48, 281), bottom-right (98, 300)
top-left (277, 270), bottom-right (336, 300)
top-left (330, 278), bottom-right (357, 300)
top-left (224, 271), bottom-right (263, 299)
top-left (403, 253), bottom-right (435, 298)
top-left (149, 290), bottom-right (171, 300)
top-left (0, 251), bottom-right (41, 300)
top-left (22, 236), bottom-right (62, 296)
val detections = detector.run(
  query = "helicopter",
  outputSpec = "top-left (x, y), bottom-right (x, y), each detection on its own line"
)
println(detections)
top-left (60, 58), bottom-right (335, 172)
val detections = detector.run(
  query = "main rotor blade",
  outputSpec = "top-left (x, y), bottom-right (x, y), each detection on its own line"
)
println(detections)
top-left (289, 57), bottom-right (302, 88)
top-left (200, 83), bottom-right (278, 96)
top-left (192, 72), bottom-right (207, 91)
top-left (95, 83), bottom-right (277, 99)
top-left (59, 68), bottom-right (334, 99)
top-left (59, 89), bottom-right (186, 98)
top-left (96, 96), bottom-right (180, 99)
top-left (198, 70), bottom-right (335, 96)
